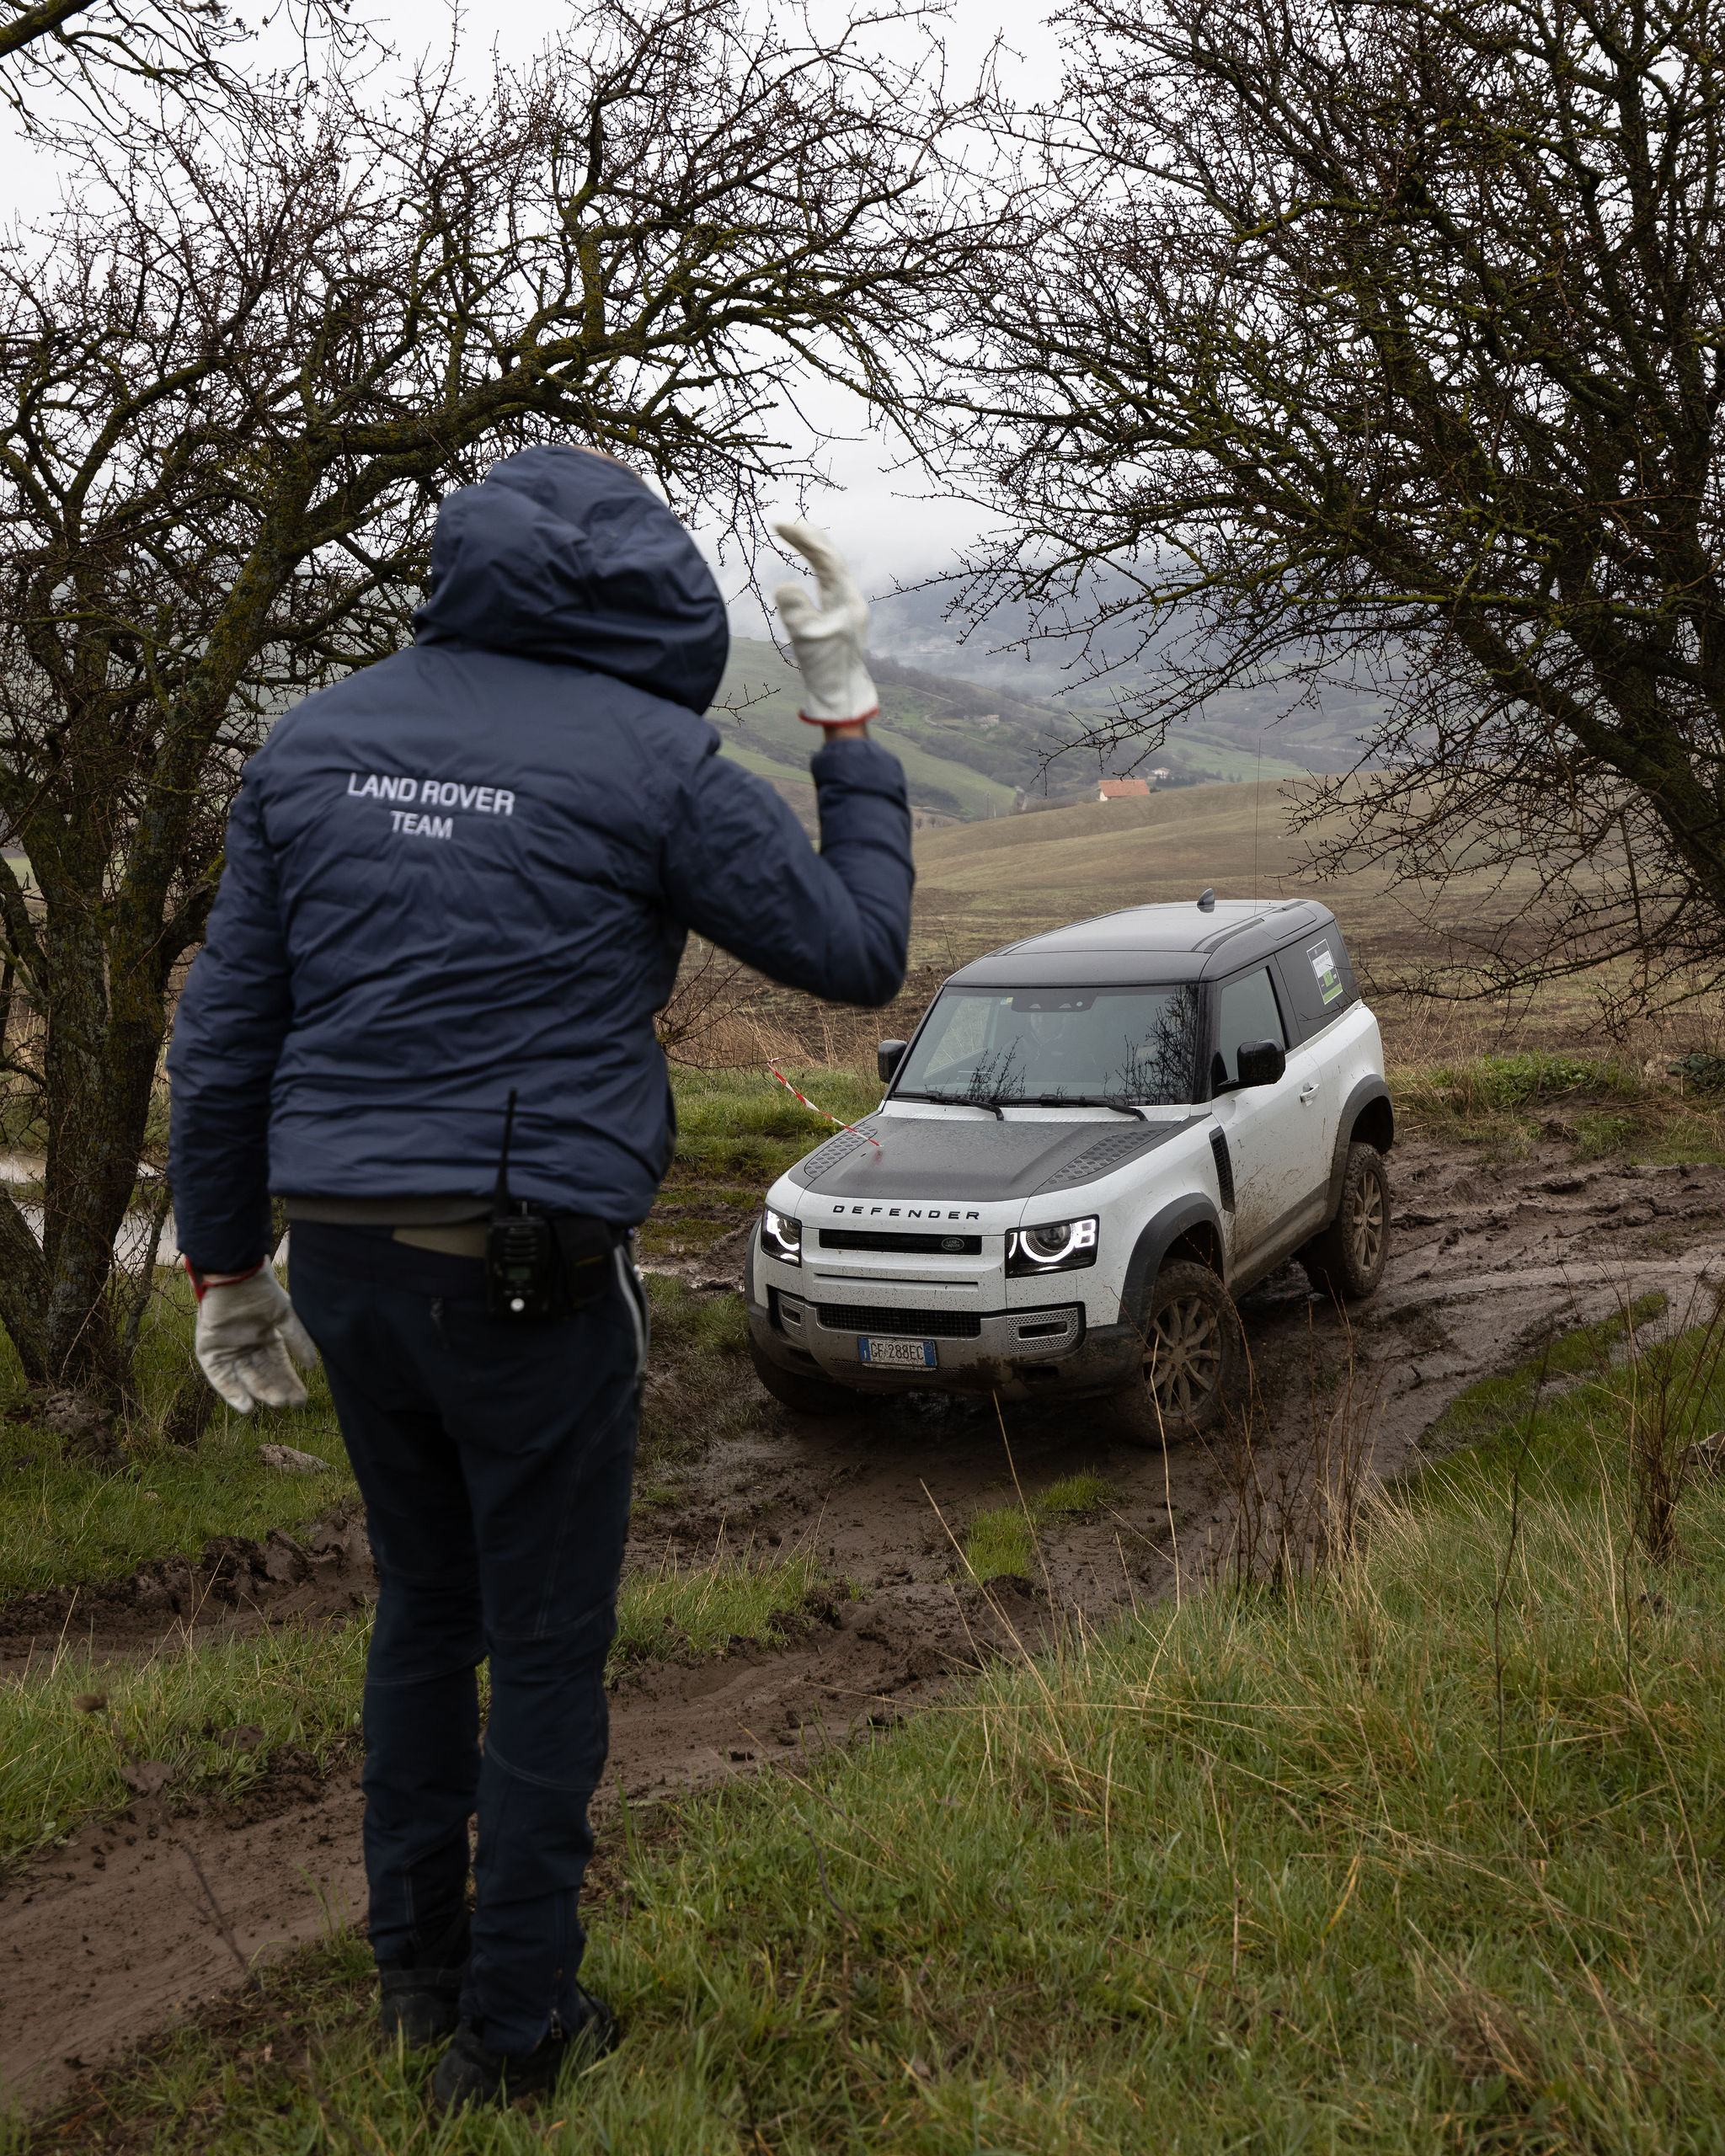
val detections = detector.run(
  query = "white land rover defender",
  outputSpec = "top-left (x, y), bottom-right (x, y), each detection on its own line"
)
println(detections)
top-left (745, 895), bottom-right (1393, 1443)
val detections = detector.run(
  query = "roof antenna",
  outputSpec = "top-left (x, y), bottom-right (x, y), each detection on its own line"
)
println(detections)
top-left (1197, 888), bottom-right (1215, 913)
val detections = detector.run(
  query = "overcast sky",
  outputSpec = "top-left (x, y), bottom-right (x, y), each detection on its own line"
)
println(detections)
top-left (0, 0), bottom-right (1062, 632)
top-left (431, 0), bottom-right (1061, 627)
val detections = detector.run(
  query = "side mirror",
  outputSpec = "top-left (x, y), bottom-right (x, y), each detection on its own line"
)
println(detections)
top-left (1236, 1038), bottom-right (1285, 1089)
top-left (877, 1038), bottom-right (908, 1084)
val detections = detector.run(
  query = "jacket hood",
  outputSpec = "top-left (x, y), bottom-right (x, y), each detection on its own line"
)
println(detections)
top-left (413, 444), bottom-right (729, 714)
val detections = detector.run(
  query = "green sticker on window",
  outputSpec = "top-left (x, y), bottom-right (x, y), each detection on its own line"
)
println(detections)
top-left (1308, 940), bottom-right (1343, 1006)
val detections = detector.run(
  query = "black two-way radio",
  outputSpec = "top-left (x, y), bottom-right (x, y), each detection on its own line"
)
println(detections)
top-left (486, 1090), bottom-right (559, 1320)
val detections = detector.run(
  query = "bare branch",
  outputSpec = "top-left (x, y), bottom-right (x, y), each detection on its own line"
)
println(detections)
top-left (943, 0), bottom-right (1725, 1007)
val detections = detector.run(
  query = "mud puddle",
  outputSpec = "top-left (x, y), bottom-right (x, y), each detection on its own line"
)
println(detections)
top-left (7, 1129), bottom-right (1725, 2112)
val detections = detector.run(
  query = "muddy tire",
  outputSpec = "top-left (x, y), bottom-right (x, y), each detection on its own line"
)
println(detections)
top-left (1301, 1143), bottom-right (1391, 1301)
top-left (749, 1335), bottom-right (855, 1416)
top-left (1099, 1260), bottom-right (1247, 1448)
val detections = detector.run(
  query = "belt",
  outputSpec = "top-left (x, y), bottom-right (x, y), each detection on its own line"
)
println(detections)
top-left (391, 1222), bottom-right (489, 1258)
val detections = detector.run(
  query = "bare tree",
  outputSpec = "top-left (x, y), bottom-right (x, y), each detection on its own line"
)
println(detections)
top-left (0, 0), bottom-right (352, 120)
top-left (948, 0), bottom-right (1725, 1011)
top-left (0, 0), bottom-right (980, 1389)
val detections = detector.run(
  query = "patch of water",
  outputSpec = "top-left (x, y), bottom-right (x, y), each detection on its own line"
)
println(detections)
top-left (13, 1201), bottom-right (182, 1268)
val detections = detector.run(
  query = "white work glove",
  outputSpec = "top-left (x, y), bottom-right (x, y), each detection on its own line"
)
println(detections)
top-left (771, 516), bottom-right (879, 728)
top-left (193, 1267), bottom-right (318, 1412)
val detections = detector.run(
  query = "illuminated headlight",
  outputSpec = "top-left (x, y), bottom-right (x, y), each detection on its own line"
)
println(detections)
top-left (762, 1207), bottom-right (802, 1265)
top-left (1007, 1216), bottom-right (1098, 1275)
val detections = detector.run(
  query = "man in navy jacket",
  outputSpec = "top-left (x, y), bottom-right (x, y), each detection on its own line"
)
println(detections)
top-left (168, 445), bottom-right (912, 2108)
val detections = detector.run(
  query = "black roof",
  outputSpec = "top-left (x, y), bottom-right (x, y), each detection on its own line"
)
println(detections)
top-left (946, 899), bottom-right (1337, 990)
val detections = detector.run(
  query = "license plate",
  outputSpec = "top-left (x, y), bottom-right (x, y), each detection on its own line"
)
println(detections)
top-left (859, 1336), bottom-right (937, 1369)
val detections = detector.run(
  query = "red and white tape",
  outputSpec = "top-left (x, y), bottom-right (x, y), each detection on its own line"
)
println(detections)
top-left (767, 1065), bottom-right (881, 1147)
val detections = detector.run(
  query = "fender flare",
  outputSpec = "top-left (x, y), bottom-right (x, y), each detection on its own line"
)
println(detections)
top-left (1118, 1193), bottom-right (1227, 1329)
top-left (1322, 1075), bottom-right (1394, 1225)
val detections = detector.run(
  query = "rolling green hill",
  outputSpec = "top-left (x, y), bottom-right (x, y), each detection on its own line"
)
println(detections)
top-left (708, 639), bottom-right (1316, 822)
top-left (712, 639), bottom-right (1015, 819)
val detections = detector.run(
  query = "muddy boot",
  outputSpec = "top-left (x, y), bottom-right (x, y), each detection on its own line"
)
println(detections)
top-left (430, 1990), bottom-right (619, 2109)
top-left (377, 1910), bottom-right (471, 2047)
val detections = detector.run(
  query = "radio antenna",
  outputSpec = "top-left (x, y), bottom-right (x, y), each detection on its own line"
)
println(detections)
top-left (492, 1089), bottom-right (519, 1215)
top-left (1252, 733), bottom-right (1263, 900)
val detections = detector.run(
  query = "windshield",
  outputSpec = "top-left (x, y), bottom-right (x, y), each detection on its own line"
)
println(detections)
top-left (895, 985), bottom-right (1200, 1107)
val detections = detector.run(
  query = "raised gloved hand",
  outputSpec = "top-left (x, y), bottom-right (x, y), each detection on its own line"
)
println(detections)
top-left (190, 1262), bottom-right (319, 1412)
top-left (771, 517), bottom-right (879, 730)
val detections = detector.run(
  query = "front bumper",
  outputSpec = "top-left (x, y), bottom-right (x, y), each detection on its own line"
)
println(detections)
top-left (748, 1279), bottom-right (1145, 1402)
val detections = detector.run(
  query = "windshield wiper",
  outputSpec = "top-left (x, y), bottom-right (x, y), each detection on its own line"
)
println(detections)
top-left (1032, 1094), bottom-right (1151, 1121)
top-left (896, 1089), bottom-right (1007, 1121)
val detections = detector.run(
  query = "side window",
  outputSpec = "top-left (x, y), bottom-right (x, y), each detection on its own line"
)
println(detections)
top-left (1274, 926), bottom-right (1358, 1039)
top-left (1214, 966), bottom-right (1285, 1087)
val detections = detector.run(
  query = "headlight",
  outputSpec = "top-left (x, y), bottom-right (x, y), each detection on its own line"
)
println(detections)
top-left (762, 1207), bottom-right (802, 1265)
top-left (1007, 1216), bottom-right (1098, 1275)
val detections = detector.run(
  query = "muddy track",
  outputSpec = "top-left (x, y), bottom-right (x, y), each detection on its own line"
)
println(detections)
top-left (0, 1593), bottom-right (1004, 2114)
top-left (0, 1508), bottom-right (377, 1679)
top-left (6, 1129), bottom-right (1724, 2114)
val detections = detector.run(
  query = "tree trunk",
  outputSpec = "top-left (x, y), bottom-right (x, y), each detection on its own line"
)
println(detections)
top-left (0, 1186), bottom-right (49, 1383)
top-left (32, 890), bottom-right (169, 1393)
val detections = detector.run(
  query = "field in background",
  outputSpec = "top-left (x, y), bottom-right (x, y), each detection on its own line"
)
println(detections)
top-left (911, 780), bottom-right (1537, 1005)
top-left (697, 779), bottom-right (1719, 1076)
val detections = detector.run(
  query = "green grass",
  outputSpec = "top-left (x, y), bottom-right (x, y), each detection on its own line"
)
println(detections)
top-left (0, 1264), bottom-right (762, 1601)
top-left (961, 1470), bottom-right (1116, 1583)
top-left (24, 1335), bottom-right (1725, 2149)
top-left (635, 1272), bottom-right (756, 1492)
top-left (1392, 1049), bottom-right (1725, 1165)
top-left (1, 1553), bottom-right (835, 1871)
top-left (0, 1305), bottom-right (357, 1600)
top-left (645, 1061), bottom-right (883, 1267)
top-left (0, 1415), bottom-right (352, 1601)
top-left (1408, 1049), bottom-right (1642, 1112)
top-left (959, 1506), bottom-right (1033, 1582)
top-left (1417, 1291), bottom-right (1669, 1458)
top-left (1036, 1470), bottom-right (1115, 1518)
top-left (665, 1063), bottom-right (882, 1187)
top-left (611, 1547), bottom-right (832, 1665)
top-left (0, 1620), bottom-right (369, 1871)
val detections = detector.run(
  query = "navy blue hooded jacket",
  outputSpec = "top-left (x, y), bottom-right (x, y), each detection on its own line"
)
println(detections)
top-left (168, 446), bottom-right (913, 1273)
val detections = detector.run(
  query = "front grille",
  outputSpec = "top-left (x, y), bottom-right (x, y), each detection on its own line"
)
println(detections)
top-left (816, 1303), bottom-right (983, 1339)
top-left (819, 1229), bottom-right (982, 1255)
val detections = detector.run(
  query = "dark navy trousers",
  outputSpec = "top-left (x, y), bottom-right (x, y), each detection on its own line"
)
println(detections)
top-left (290, 1225), bottom-right (643, 2057)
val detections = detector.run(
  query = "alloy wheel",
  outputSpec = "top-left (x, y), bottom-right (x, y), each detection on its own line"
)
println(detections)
top-left (1147, 1293), bottom-right (1224, 1421)
top-left (1348, 1164), bottom-right (1386, 1274)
